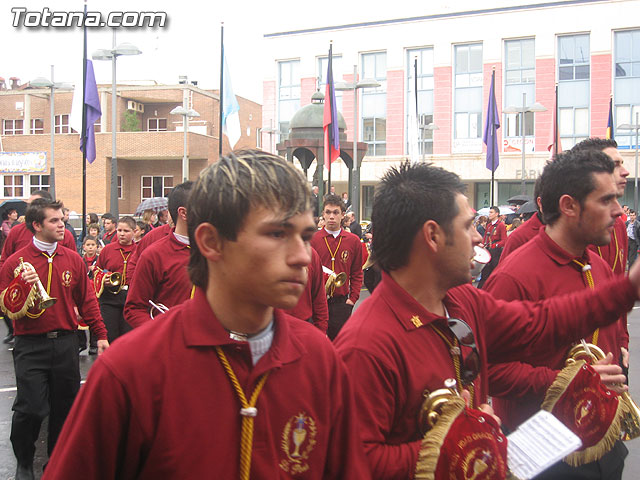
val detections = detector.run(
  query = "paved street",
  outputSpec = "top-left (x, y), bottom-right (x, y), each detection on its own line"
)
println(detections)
top-left (0, 302), bottom-right (637, 478)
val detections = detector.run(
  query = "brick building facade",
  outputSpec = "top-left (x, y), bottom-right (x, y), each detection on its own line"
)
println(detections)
top-left (0, 82), bottom-right (261, 214)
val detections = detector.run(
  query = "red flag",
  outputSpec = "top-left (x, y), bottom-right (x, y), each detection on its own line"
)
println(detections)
top-left (323, 44), bottom-right (340, 170)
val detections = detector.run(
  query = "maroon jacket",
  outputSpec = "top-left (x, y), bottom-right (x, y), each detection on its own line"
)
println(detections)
top-left (0, 222), bottom-right (76, 268)
top-left (334, 271), bottom-right (636, 478)
top-left (42, 290), bottom-right (371, 479)
top-left (285, 247), bottom-right (329, 333)
top-left (482, 219), bottom-right (507, 249)
top-left (310, 228), bottom-right (363, 303)
top-left (124, 234), bottom-right (192, 328)
top-left (484, 228), bottom-right (627, 430)
top-left (96, 242), bottom-right (137, 287)
top-left (588, 215), bottom-right (627, 276)
top-left (501, 212), bottom-right (543, 260)
top-left (127, 223), bottom-right (173, 280)
top-left (0, 243), bottom-right (107, 339)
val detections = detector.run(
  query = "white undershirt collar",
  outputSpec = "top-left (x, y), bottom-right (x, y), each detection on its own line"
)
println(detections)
top-left (32, 237), bottom-right (57, 255)
top-left (173, 232), bottom-right (190, 245)
top-left (324, 227), bottom-right (341, 238)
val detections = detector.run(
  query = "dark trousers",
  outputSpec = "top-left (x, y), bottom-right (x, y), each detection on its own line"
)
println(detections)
top-left (536, 440), bottom-right (627, 480)
top-left (99, 290), bottom-right (131, 344)
top-left (629, 238), bottom-right (638, 268)
top-left (478, 247), bottom-right (503, 289)
top-left (11, 333), bottom-right (80, 465)
top-left (327, 296), bottom-right (353, 341)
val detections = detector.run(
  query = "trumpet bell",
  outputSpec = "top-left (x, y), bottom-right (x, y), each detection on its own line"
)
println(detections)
top-left (105, 272), bottom-right (122, 294)
top-left (38, 295), bottom-right (57, 309)
top-left (334, 272), bottom-right (347, 288)
top-left (418, 379), bottom-right (459, 436)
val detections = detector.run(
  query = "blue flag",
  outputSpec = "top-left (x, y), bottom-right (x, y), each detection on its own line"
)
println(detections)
top-left (71, 60), bottom-right (101, 163)
top-left (323, 43), bottom-right (340, 170)
top-left (483, 70), bottom-right (500, 172)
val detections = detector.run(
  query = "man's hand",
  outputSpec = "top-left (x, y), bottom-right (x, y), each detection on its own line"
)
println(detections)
top-left (461, 389), bottom-right (501, 426)
top-left (21, 266), bottom-right (38, 285)
top-left (621, 347), bottom-right (630, 369)
top-left (346, 299), bottom-right (354, 306)
top-left (592, 352), bottom-right (628, 394)
top-left (97, 339), bottom-right (109, 355)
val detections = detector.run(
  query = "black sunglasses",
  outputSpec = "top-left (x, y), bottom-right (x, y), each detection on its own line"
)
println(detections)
top-left (447, 318), bottom-right (480, 386)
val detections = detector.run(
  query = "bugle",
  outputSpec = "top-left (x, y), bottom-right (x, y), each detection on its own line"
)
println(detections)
top-left (322, 266), bottom-right (347, 297)
top-left (418, 378), bottom-right (460, 436)
top-left (1, 257), bottom-right (57, 320)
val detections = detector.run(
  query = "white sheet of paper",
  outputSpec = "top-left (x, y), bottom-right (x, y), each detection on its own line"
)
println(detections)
top-left (507, 410), bottom-right (582, 479)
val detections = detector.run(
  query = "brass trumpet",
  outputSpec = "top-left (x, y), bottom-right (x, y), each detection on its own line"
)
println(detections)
top-left (418, 378), bottom-right (460, 436)
top-left (103, 271), bottom-right (123, 294)
top-left (566, 342), bottom-right (640, 441)
top-left (322, 266), bottom-right (347, 296)
top-left (16, 258), bottom-right (57, 310)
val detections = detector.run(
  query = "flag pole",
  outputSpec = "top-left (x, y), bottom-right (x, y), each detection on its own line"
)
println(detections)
top-left (219, 23), bottom-right (224, 157)
top-left (553, 84), bottom-right (559, 159)
top-left (490, 68), bottom-right (495, 206)
top-left (81, 0), bottom-right (88, 239)
top-left (326, 42), bottom-right (332, 194)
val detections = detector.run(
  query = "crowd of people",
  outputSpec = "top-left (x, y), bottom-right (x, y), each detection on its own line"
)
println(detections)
top-left (0, 142), bottom-right (636, 479)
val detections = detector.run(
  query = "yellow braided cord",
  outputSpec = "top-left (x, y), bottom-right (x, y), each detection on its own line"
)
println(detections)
top-left (324, 236), bottom-right (343, 273)
top-left (215, 346), bottom-right (270, 480)
top-left (429, 324), bottom-right (475, 407)
top-left (571, 259), bottom-right (599, 346)
top-left (190, 284), bottom-right (196, 299)
top-left (119, 249), bottom-right (131, 285)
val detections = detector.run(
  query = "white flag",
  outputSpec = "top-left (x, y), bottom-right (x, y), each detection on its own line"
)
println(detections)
top-left (222, 54), bottom-right (241, 148)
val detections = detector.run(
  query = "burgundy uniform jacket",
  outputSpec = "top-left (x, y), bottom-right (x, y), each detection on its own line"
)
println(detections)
top-left (96, 242), bottom-right (137, 287)
top-left (43, 289), bottom-right (371, 479)
top-left (285, 247), bottom-right (329, 333)
top-left (127, 223), bottom-right (173, 279)
top-left (588, 216), bottom-right (627, 276)
top-left (334, 271), bottom-right (636, 479)
top-left (124, 234), bottom-right (192, 328)
top-left (310, 228), bottom-right (363, 303)
top-left (484, 228), bottom-right (628, 430)
top-left (482, 219), bottom-right (507, 249)
top-left (501, 212), bottom-right (543, 260)
top-left (0, 242), bottom-right (107, 339)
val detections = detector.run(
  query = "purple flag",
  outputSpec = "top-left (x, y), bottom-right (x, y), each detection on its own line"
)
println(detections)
top-left (82, 60), bottom-right (101, 163)
top-left (483, 70), bottom-right (500, 172)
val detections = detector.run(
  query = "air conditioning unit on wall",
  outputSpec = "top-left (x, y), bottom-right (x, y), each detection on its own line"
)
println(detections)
top-left (136, 103), bottom-right (144, 113)
top-left (126, 100), bottom-right (137, 111)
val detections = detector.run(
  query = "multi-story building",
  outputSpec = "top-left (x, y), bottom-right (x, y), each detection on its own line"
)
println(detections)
top-left (0, 79), bottom-right (261, 214)
top-left (262, 0), bottom-right (640, 217)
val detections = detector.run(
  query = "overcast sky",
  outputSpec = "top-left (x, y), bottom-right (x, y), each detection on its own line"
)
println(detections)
top-left (0, 0), bottom-right (495, 103)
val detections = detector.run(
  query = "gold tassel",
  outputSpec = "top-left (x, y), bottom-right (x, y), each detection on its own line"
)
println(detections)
top-left (414, 397), bottom-right (466, 480)
top-left (541, 360), bottom-right (623, 466)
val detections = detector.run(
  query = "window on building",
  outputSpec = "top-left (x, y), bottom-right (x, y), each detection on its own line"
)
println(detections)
top-left (361, 52), bottom-right (387, 156)
top-left (407, 48), bottom-right (434, 156)
top-left (318, 55), bottom-right (343, 112)
top-left (148, 118), bottom-right (168, 132)
top-left (141, 176), bottom-right (173, 200)
top-left (29, 175), bottom-right (50, 194)
top-left (118, 175), bottom-right (123, 199)
top-left (614, 30), bottom-right (640, 148)
top-left (278, 60), bottom-right (300, 143)
top-left (30, 119), bottom-right (44, 134)
top-left (454, 44), bottom-right (483, 143)
top-left (2, 119), bottom-right (24, 135)
top-left (558, 34), bottom-right (590, 149)
top-left (504, 39), bottom-right (536, 142)
top-left (54, 114), bottom-right (73, 134)
top-left (3, 175), bottom-right (24, 198)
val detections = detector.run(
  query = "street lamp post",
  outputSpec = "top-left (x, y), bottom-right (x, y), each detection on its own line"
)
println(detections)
top-left (170, 105), bottom-right (200, 182)
top-left (620, 112), bottom-right (640, 212)
top-left (335, 66), bottom-right (380, 223)
top-left (92, 31), bottom-right (141, 216)
top-left (31, 66), bottom-right (72, 199)
top-left (504, 93), bottom-right (546, 195)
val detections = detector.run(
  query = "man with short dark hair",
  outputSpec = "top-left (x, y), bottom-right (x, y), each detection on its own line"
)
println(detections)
top-left (477, 205), bottom-right (507, 288)
top-left (61, 207), bottom-right (78, 250)
top-left (484, 150), bottom-right (629, 479)
top-left (124, 182), bottom-right (195, 328)
top-left (310, 194), bottom-right (363, 340)
top-left (0, 191), bottom-right (76, 268)
top-left (0, 198), bottom-right (108, 480)
top-left (43, 150), bottom-right (370, 479)
top-left (628, 210), bottom-right (640, 267)
top-left (333, 161), bottom-right (639, 479)
top-left (101, 213), bottom-right (117, 245)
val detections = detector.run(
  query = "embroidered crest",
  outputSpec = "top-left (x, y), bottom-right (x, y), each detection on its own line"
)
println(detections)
top-left (341, 250), bottom-right (349, 263)
top-left (61, 270), bottom-right (72, 287)
top-left (279, 412), bottom-right (317, 475)
top-left (410, 315), bottom-right (423, 328)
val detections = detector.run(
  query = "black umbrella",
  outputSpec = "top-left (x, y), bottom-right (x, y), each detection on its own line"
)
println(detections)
top-left (0, 199), bottom-right (27, 220)
top-left (507, 194), bottom-right (532, 205)
top-left (518, 201), bottom-right (538, 215)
